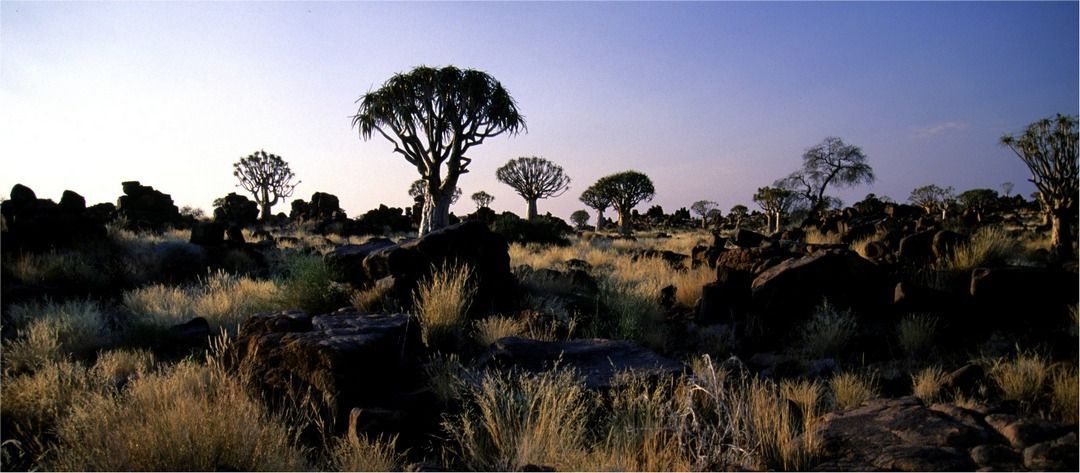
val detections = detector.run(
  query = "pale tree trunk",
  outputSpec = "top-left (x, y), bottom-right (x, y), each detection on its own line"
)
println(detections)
top-left (618, 210), bottom-right (632, 236)
top-left (419, 177), bottom-right (455, 236)
top-left (259, 188), bottom-right (271, 221)
top-left (1049, 207), bottom-right (1075, 260)
top-left (527, 198), bottom-right (538, 220)
top-left (595, 209), bottom-right (605, 231)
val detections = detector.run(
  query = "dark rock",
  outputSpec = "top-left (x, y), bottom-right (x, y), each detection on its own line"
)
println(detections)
top-left (169, 316), bottom-right (211, 344)
top-left (327, 238), bottom-right (397, 286)
top-left (658, 284), bottom-right (677, 310)
top-left (970, 267), bottom-right (1079, 331)
top-left (117, 181), bottom-right (182, 231)
top-left (695, 267), bottom-right (751, 324)
top-left (563, 258), bottom-right (592, 272)
top-left (984, 414), bottom-right (1071, 449)
top-left (898, 229), bottom-right (937, 264)
top-left (1, 184), bottom-right (108, 252)
top-left (189, 221), bottom-right (225, 246)
top-left (932, 230), bottom-right (968, 260)
top-left (893, 281), bottom-right (969, 314)
top-left (212, 192), bottom-right (258, 226)
top-left (10, 183), bottom-right (36, 202)
top-left (942, 364), bottom-right (986, 396)
top-left (862, 240), bottom-right (891, 261)
top-left (810, 396), bottom-right (989, 471)
top-left (480, 337), bottom-right (682, 390)
top-left (730, 228), bottom-right (767, 248)
top-left (714, 246), bottom-right (796, 275)
top-left (59, 190), bottom-right (86, 212)
top-left (1022, 432), bottom-right (1078, 471)
top-left (969, 444), bottom-right (1021, 468)
top-left (225, 225), bottom-right (245, 244)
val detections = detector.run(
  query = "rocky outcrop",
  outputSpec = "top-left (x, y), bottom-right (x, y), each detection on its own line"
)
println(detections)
top-left (117, 181), bottom-right (182, 231)
top-left (1, 184), bottom-right (108, 252)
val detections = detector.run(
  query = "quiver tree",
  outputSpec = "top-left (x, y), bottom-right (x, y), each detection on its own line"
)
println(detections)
top-left (471, 191), bottom-right (494, 210)
top-left (908, 184), bottom-right (956, 220)
top-left (1001, 181), bottom-right (1015, 197)
top-left (782, 137), bottom-right (874, 216)
top-left (957, 188), bottom-right (999, 223)
top-left (353, 65), bottom-right (526, 235)
top-left (570, 210), bottom-right (590, 229)
top-left (690, 200), bottom-right (719, 228)
top-left (591, 171), bottom-right (655, 236)
top-left (579, 186), bottom-right (612, 231)
top-left (753, 186), bottom-right (796, 234)
top-left (729, 204), bottom-right (749, 228)
top-left (495, 156), bottom-right (571, 220)
top-left (233, 149), bottom-right (300, 221)
top-left (1001, 114), bottom-right (1079, 260)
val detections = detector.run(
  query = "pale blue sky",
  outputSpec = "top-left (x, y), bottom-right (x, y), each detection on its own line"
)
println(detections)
top-left (2, 2), bottom-right (1077, 220)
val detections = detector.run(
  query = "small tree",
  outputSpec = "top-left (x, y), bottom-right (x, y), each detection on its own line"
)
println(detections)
top-left (690, 200), bottom-right (719, 228)
top-left (353, 66), bottom-right (525, 235)
top-left (1001, 114), bottom-right (1078, 259)
top-left (233, 149), bottom-right (300, 221)
top-left (957, 188), bottom-right (999, 223)
top-left (591, 171), bottom-right (655, 236)
top-left (729, 204), bottom-right (749, 228)
top-left (570, 210), bottom-right (590, 229)
top-left (495, 156), bottom-right (571, 220)
top-left (471, 191), bottom-right (494, 210)
top-left (579, 186), bottom-right (612, 231)
top-left (908, 184), bottom-right (955, 220)
top-left (1001, 181), bottom-right (1015, 197)
top-left (753, 186), bottom-right (796, 234)
top-left (782, 137), bottom-right (875, 215)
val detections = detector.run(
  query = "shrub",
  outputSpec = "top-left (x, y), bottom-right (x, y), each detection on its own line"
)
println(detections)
top-left (491, 213), bottom-right (573, 246)
top-left (413, 263), bottom-right (475, 351)
top-left (473, 316), bottom-right (526, 347)
top-left (938, 226), bottom-right (1020, 272)
top-left (49, 360), bottom-right (308, 471)
top-left (897, 314), bottom-right (938, 358)
top-left (990, 351), bottom-right (1049, 410)
top-left (276, 253), bottom-right (346, 315)
top-left (911, 366), bottom-right (947, 404)
top-left (444, 369), bottom-right (591, 471)
top-left (801, 300), bottom-right (858, 358)
top-left (0, 360), bottom-right (92, 468)
top-left (1050, 367), bottom-right (1078, 424)
top-left (671, 264), bottom-right (714, 309)
top-left (829, 372), bottom-right (877, 411)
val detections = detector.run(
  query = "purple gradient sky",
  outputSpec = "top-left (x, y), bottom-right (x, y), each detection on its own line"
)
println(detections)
top-left (2, 2), bottom-right (1077, 221)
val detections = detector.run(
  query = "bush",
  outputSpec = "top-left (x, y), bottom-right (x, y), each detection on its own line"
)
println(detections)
top-left (491, 213), bottom-right (573, 246)
top-left (0, 360), bottom-right (92, 469)
top-left (990, 351), bottom-right (1049, 411)
top-left (829, 372), bottom-right (877, 411)
top-left (276, 253), bottom-right (346, 315)
top-left (413, 263), bottom-right (475, 351)
top-left (897, 314), bottom-right (938, 358)
top-left (801, 300), bottom-right (858, 358)
top-left (938, 226), bottom-right (1020, 272)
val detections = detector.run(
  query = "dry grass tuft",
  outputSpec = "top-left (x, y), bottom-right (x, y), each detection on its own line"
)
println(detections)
top-left (1050, 367), bottom-right (1078, 424)
top-left (473, 316), bottom-right (526, 347)
top-left (122, 270), bottom-right (280, 332)
top-left (829, 371), bottom-right (877, 411)
top-left (897, 313), bottom-right (938, 357)
top-left (989, 351), bottom-right (1049, 410)
top-left (0, 360), bottom-right (92, 462)
top-left (938, 226), bottom-right (1020, 272)
top-left (424, 353), bottom-right (466, 405)
top-left (326, 409), bottom-right (404, 471)
top-left (912, 365), bottom-right (947, 404)
top-left (801, 300), bottom-right (858, 358)
top-left (805, 228), bottom-right (843, 245)
top-left (588, 373), bottom-right (693, 471)
top-left (3, 299), bottom-right (114, 372)
top-left (413, 263), bottom-right (475, 350)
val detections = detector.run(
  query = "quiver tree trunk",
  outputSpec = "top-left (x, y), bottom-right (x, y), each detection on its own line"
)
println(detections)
top-left (527, 199), bottom-right (538, 221)
top-left (1049, 206), bottom-right (1076, 260)
top-left (618, 211), bottom-right (632, 236)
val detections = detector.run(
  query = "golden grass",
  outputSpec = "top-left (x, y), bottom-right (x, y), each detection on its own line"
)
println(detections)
top-left (3, 299), bottom-right (114, 372)
top-left (849, 229), bottom-right (890, 259)
top-left (588, 373), bottom-right (693, 472)
top-left (829, 371), bottom-right (877, 411)
top-left (989, 351), bottom-right (1049, 409)
top-left (801, 300), bottom-right (858, 358)
top-left (326, 409), bottom-right (404, 471)
top-left (122, 270), bottom-right (280, 331)
top-left (937, 226), bottom-right (1021, 272)
top-left (0, 360), bottom-right (92, 461)
top-left (1050, 367), bottom-right (1078, 424)
top-left (413, 263), bottom-right (475, 350)
top-left (89, 348), bottom-right (156, 387)
top-left (912, 365), bottom-right (947, 404)
top-left (424, 353), bottom-right (466, 405)
top-left (473, 316), bottom-right (526, 347)
top-left (49, 360), bottom-right (308, 471)
top-left (7, 250), bottom-right (108, 288)
top-left (897, 313), bottom-right (938, 357)
top-left (444, 369), bottom-right (591, 471)
top-left (804, 228), bottom-right (843, 245)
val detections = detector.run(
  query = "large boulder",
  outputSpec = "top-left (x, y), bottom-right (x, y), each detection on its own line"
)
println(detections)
top-left (898, 229), bottom-right (937, 264)
top-left (810, 397), bottom-right (990, 471)
top-left (1, 185), bottom-right (108, 252)
top-left (479, 337), bottom-right (682, 390)
top-left (231, 309), bottom-right (428, 439)
top-left (326, 238), bottom-right (397, 286)
top-left (361, 221), bottom-right (517, 315)
top-left (729, 228), bottom-right (767, 248)
top-left (117, 181), bottom-right (182, 231)
top-left (212, 192), bottom-right (258, 226)
top-left (970, 267), bottom-right (1079, 331)
top-left (695, 267), bottom-right (752, 324)
top-left (714, 246), bottom-right (797, 275)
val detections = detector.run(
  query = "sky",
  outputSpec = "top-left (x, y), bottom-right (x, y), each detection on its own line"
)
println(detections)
top-left (2, 2), bottom-right (1078, 222)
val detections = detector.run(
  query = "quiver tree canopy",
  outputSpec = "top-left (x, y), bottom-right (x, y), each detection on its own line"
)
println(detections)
top-left (233, 150), bottom-right (299, 221)
top-left (591, 171), bottom-right (655, 236)
top-left (353, 65), bottom-right (526, 235)
top-left (495, 156), bottom-right (571, 220)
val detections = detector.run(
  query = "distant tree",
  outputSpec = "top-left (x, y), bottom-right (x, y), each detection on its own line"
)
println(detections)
top-left (179, 205), bottom-right (206, 221)
top-left (353, 66), bottom-right (525, 235)
top-left (729, 204), bottom-right (749, 228)
top-left (753, 186), bottom-right (796, 234)
top-left (645, 205), bottom-right (666, 219)
top-left (579, 186), bottom-right (612, 231)
top-left (672, 207), bottom-right (692, 221)
top-left (570, 210), bottom-right (590, 229)
top-left (471, 191), bottom-right (494, 210)
top-left (495, 156), bottom-right (570, 220)
top-left (410, 180), bottom-right (460, 205)
top-left (781, 137), bottom-right (874, 215)
top-left (591, 171), bottom-right (655, 236)
top-left (908, 184), bottom-right (955, 220)
top-left (690, 200), bottom-right (719, 228)
top-left (1000, 181), bottom-right (1015, 197)
top-left (957, 188), bottom-right (999, 222)
top-left (1001, 114), bottom-right (1078, 259)
top-left (233, 149), bottom-right (300, 221)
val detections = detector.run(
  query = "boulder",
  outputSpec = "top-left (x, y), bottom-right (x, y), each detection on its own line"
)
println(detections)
top-left (932, 230), bottom-right (968, 260)
top-left (898, 229), bottom-right (937, 264)
top-left (729, 228), bottom-right (767, 248)
top-left (1022, 432), bottom-right (1078, 471)
top-left (212, 192), bottom-right (258, 226)
top-left (1, 184), bottom-right (108, 252)
top-left (984, 414), bottom-right (1071, 449)
top-left (117, 181), bottom-right (182, 231)
top-left (326, 238), bottom-right (397, 286)
top-left (189, 221), bottom-right (225, 246)
top-left (970, 267), bottom-right (1079, 330)
top-left (59, 190), bottom-right (86, 212)
top-left (810, 397), bottom-right (990, 471)
top-left (714, 246), bottom-right (796, 275)
top-left (479, 337), bottom-right (682, 390)
top-left (695, 267), bottom-right (752, 324)
top-left (968, 444), bottom-right (1021, 469)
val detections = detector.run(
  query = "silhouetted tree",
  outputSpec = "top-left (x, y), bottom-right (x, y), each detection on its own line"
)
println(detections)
top-left (645, 205), bottom-right (665, 219)
top-left (782, 137), bottom-right (874, 215)
top-left (909, 184), bottom-right (955, 220)
top-left (729, 204), bottom-right (749, 228)
top-left (579, 186), bottom-right (612, 231)
top-left (1001, 181), bottom-right (1015, 197)
top-left (495, 156), bottom-right (570, 220)
top-left (753, 186), bottom-right (796, 233)
top-left (233, 150), bottom-right (299, 221)
top-left (690, 200), bottom-right (719, 228)
top-left (471, 191), bottom-right (494, 210)
top-left (353, 66), bottom-right (525, 235)
top-left (1001, 114), bottom-right (1078, 259)
top-left (409, 180), bottom-right (460, 205)
top-left (570, 210), bottom-right (590, 229)
top-left (958, 188), bottom-right (999, 223)
top-left (591, 171), bottom-right (655, 236)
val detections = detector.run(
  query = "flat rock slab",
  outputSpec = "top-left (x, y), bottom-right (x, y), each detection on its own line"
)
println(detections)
top-left (481, 337), bottom-right (682, 390)
top-left (811, 397), bottom-right (990, 471)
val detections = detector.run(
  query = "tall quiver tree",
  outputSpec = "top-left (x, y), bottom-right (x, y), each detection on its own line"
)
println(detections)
top-left (495, 156), bottom-right (570, 220)
top-left (233, 150), bottom-right (299, 221)
top-left (579, 186), bottom-right (612, 231)
top-left (690, 200), bottom-right (719, 228)
top-left (353, 66), bottom-right (526, 235)
top-left (782, 137), bottom-right (874, 216)
top-left (1000, 114), bottom-right (1078, 260)
top-left (592, 171), bottom-right (655, 236)
top-left (753, 186), bottom-right (796, 234)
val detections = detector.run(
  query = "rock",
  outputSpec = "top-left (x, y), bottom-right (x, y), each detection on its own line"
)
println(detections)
top-left (632, 249), bottom-right (688, 268)
top-left (1, 184), bottom-right (108, 252)
top-left (117, 181), bottom-right (183, 231)
top-left (9, 183), bottom-right (36, 202)
top-left (729, 228), bottom-right (767, 248)
top-left (811, 397), bottom-right (990, 471)
top-left (1022, 432), bottom-right (1078, 471)
top-left (984, 414), bottom-right (1070, 449)
top-left (480, 337), bottom-right (682, 390)
top-left (932, 230), bottom-right (968, 260)
top-left (169, 316), bottom-right (211, 343)
top-left (658, 284), bottom-right (677, 310)
top-left (291, 192), bottom-right (344, 221)
top-left (893, 281), bottom-right (969, 314)
top-left (59, 190), bottom-right (86, 212)
top-left (212, 192), bottom-right (258, 226)
top-left (970, 267), bottom-right (1079, 331)
top-left (231, 309), bottom-right (427, 438)
top-left (862, 240), bottom-right (891, 261)
top-left (942, 363), bottom-right (986, 396)
top-left (969, 444), bottom-right (1020, 468)
top-left (327, 238), bottom-right (398, 286)
top-left (898, 229), bottom-right (937, 264)
top-left (695, 267), bottom-right (751, 324)
top-left (189, 221), bottom-right (225, 246)
top-left (225, 225), bottom-right (245, 243)
top-left (714, 246), bottom-right (796, 275)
